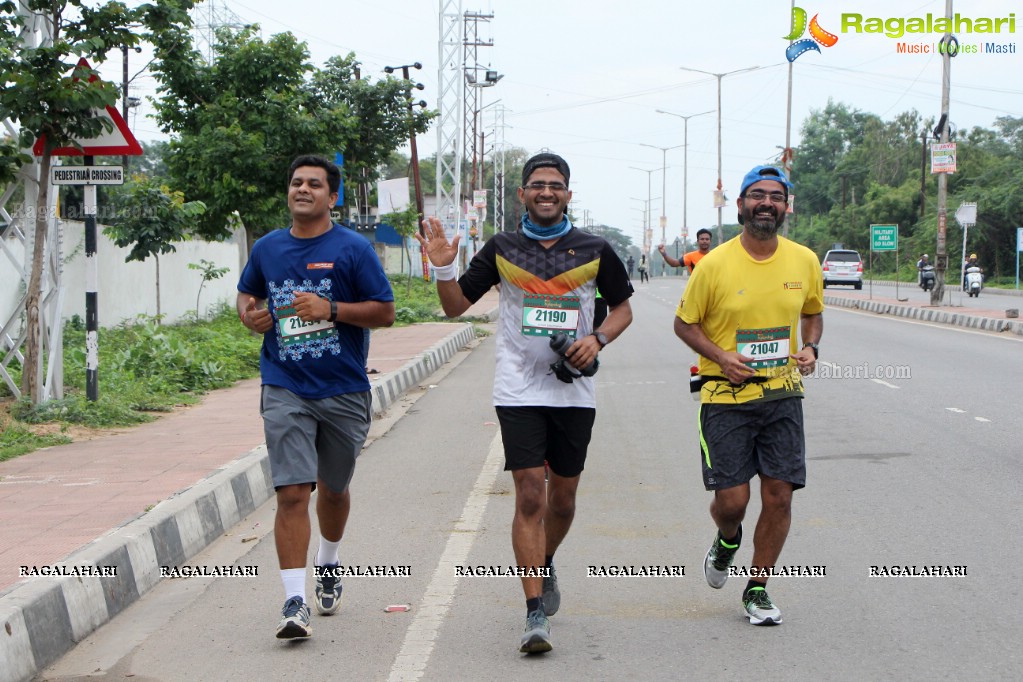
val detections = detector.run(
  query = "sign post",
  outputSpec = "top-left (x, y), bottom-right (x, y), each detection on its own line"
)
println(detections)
top-left (870, 224), bottom-right (898, 301)
top-left (33, 57), bottom-right (141, 401)
top-left (1017, 227), bottom-right (1022, 290)
top-left (955, 203), bottom-right (978, 301)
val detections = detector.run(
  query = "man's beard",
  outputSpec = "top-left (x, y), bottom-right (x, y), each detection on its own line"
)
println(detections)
top-left (744, 206), bottom-right (784, 240)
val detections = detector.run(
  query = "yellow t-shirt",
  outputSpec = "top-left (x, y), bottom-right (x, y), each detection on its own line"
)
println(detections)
top-left (676, 235), bottom-right (824, 404)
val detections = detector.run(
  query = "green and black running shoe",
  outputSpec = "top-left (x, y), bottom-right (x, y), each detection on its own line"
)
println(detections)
top-left (704, 524), bottom-right (742, 589)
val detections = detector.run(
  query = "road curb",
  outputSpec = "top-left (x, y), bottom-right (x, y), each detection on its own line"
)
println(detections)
top-left (0, 322), bottom-right (478, 682)
top-left (824, 295), bottom-right (1023, 336)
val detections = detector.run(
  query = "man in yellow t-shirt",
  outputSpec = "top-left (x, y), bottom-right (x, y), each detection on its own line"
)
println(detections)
top-left (674, 165), bottom-right (823, 627)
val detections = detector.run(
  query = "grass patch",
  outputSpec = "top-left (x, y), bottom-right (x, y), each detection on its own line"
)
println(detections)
top-left (0, 279), bottom-right (452, 461)
top-left (0, 419), bottom-right (72, 462)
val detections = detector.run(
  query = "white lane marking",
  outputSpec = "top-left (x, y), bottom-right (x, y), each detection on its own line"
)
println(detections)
top-left (975, 417), bottom-right (991, 423)
top-left (388, 432), bottom-right (504, 682)
top-left (871, 379), bottom-right (900, 389)
top-left (946, 407), bottom-right (966, 413)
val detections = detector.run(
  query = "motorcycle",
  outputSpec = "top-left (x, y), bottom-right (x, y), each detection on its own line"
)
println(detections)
top-left (919, 265), bottom-right (935, 291)
top-left (965, 266), bottom-right (983, 297)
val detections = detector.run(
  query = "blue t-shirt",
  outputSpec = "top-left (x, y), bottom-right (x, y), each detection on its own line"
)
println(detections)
top-left (237, 225), bottom-right (394, 399)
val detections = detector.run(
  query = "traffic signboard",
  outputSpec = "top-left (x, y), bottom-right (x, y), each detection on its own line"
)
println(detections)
top-left (871, 224), bottom-right (898, 251)
top-left (32, 58), bottom-right (143, 157)
top-left (51, 166), bottom-right (124, 185)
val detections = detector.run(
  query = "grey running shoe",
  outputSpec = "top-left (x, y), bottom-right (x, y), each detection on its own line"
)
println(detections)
top-left (519, 608), bottom-right (552, 654)
top-left (314, 564), bottom-right (343, 615)
top-left (743, 585), bottom-right (782, 625)
top-left (276, 596), bottom-right (312, 639)
top-left (704, 524), bottom-right (742, 589)
top-left (542, 564), bottom-right (561, 616)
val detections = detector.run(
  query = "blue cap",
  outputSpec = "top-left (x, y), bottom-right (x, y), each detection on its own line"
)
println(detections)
top-left (739, 165), bottom-right (793, 196)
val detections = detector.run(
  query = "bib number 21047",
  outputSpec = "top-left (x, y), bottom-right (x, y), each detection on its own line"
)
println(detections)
top-left (736, 327), bottom-right (791, 369)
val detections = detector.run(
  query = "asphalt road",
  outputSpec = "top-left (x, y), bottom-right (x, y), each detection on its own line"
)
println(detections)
top-left (42, 278), bottom-right (1023, 681)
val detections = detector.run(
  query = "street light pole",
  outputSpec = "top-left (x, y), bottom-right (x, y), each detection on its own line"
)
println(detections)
top-left (629, 166), bottom-right (657, 254)
top-left (639, 142), bottom-right (684, 245)
top-left (678, 66), bottom-right (762, 244)
top-left (655, 109), bottom-right (713, 246)
top-left (385, 62), bottom-right (429, 279)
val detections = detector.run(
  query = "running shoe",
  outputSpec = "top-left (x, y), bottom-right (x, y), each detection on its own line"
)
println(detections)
top-left (314, 564), bottom-right (343, 615)
top-left (704, 524), bottom-right (742, 589)
top-left (743, 585), bottom-right (782, 625)
top-left (519, 608), bottom-right (552, 654)
top-left (276, 596), bottom-right (312, 639)
top-left (542, 564), bottom-right (561, 616)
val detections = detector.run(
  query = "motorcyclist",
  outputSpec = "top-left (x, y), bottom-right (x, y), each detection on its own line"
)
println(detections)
top-left (963, 253), bottom-right (983, 290)
top-left (916, 254), bottom-right (930, 287)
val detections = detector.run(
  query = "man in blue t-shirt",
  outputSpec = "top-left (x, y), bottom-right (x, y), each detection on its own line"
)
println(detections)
top-left (237, 155), bottom-right (395, 639)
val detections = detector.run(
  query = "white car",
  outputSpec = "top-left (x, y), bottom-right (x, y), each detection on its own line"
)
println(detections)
top-left (822, 249), bottom-right (863, 289)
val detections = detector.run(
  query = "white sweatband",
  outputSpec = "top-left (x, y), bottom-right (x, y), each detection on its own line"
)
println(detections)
top-left (432, 262), bottom-right (458, 281)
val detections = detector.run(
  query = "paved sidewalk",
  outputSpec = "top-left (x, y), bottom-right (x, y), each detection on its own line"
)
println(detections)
top-left (823, 287), bottom-right (1023, 335)
top-left (0, 290), bottom-right (497, 682)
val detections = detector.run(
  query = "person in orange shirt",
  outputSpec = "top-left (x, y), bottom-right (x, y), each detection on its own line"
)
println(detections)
top-left (658, 228), bottom-right (712, 274)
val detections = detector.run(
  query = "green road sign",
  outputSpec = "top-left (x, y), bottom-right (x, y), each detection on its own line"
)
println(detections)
top-left (871, 224), bottom-right (898, 251)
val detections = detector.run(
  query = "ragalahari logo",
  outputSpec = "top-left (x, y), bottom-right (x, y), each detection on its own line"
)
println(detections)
top-left (785, 7), bottom-right (839, 61)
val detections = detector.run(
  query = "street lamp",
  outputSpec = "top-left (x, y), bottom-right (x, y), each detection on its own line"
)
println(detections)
top-left (678, 65), bottom-right (763, 244)
top-left (629, 166), bottom-right (657, 253)
top-left (639, 142), bottom-right (685, 245)
top-left (384, 62), bottom-right (429, 278)
top-left (656, 109), bottom-right (713, 244)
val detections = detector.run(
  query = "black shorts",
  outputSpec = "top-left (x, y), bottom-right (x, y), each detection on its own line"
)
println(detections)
top-left (495, 406), bottom-right (596, 478)
top-left (698, 397), bottom-right (806, 491)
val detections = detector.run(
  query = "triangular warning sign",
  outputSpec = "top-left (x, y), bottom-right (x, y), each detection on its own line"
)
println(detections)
top-left (33, 58), bottom-right (143, 157)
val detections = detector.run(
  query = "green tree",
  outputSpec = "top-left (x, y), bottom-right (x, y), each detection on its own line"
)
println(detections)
top-left (150, 27), bottom-right (430, 247)
top-left (104, 174), bottom-right (206, 317)
top-left (187, 259), bottom-right (229, 319)
top-left (381, 204), bottom-right (422, 295)
top-left (309, 54), bottom-right (432, 212)
top-left (0, 0), bottom-right (188, 403)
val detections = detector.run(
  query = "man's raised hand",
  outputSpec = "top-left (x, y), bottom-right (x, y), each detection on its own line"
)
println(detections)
top-left (415, 216), bottom-right (461, 267)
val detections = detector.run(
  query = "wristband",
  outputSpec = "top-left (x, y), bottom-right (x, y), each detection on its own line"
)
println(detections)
top-left (432, 262), bottom-right (458, 281)
top-left (329, 300), bottom-right (338, 322)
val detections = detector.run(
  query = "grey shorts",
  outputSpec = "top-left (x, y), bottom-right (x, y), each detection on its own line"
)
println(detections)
top-left (698, 397), bottom-right (806, 491)
top-left (260, 385), bottom-right (372, 493)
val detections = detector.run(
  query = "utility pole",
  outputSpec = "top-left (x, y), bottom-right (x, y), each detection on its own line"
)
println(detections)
top-left (639, 142), bottom-right (684, 245)
top-left (679, 65), bottom-right (762, 245)
top-left (384, 62), bottom-right (429, 280)
top-left (629, 166), bottom-right (656, 254)
top-left (656, 109), bottom-right (713, 247)
top-left (782, 0), bottom-right (795, 237)
top-left (919, 129), bottom-right (928, 217)
top-left (931, 0), bottom-right (953, 306)
top-left (121, 44), bottom-right (140, 168)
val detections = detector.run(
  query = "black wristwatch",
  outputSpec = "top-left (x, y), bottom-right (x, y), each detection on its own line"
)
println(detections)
top-left (802, 342), bottom-right (819, 359)
top-left (328, 300), bottom-right (338, 322)
top-left (593, 331), bottom-right (609, 349)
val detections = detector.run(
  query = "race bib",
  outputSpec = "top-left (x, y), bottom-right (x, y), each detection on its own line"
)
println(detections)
top-left (736, 327), bottom-right (791, 369)
top-left (277, 305), bottom-right (335, 347)
top-left (521, 294), bottom-right (580, 338)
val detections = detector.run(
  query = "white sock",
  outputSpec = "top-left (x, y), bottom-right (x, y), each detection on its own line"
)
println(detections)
top-left (281, 568), bottom-right (306, 603)
top-left (316, 536), bottom-right (342, 567)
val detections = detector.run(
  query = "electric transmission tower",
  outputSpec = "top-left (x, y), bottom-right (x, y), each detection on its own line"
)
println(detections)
top-left (191, 0), bottom-right (247, 64)
top-left (436, 0), bottom-right (463, 237)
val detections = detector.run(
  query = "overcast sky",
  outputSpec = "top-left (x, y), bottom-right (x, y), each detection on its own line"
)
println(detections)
top-left (114, 0), bottom-right (1021, 248)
